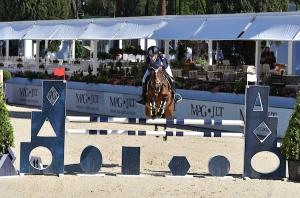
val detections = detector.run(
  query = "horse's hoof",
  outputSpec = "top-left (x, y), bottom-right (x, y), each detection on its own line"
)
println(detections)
top-left (155, 136), bottom-right (159, 138)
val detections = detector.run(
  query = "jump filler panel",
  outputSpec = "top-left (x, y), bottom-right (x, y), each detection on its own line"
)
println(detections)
top-left (20, 80), bottom-right (66, 175)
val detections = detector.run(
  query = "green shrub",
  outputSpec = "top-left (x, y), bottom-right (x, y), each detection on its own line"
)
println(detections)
top-left (75, 40), bottom-right (84, 58)
top-left (0, 86), bottom-right (14, 154)
top-left (281, 92), bottom-right (300, 160)
top-left (48, 40), bottom-right (61, 52)
top-left (3, 71), bottom-right (12, 81)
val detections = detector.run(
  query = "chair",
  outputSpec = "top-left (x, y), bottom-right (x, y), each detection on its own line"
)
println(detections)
top-left (172, 69), bottom-right (182, 78)
top-left (188, 70), bottom-right (198, 79)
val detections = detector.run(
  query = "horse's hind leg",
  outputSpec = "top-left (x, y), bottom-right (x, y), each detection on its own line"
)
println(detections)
top-left (155, 124), bottom-right (158, 131)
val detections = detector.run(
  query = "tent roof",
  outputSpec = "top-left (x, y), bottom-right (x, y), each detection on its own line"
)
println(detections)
top-left (0, 21), bottom-right (35, 40)
top-left (190, 15), bottom-right (253, 40)
top-left (1, 12), bottom-right (300, 41)
top-left (23, 19), bottom-right (91, 40)
top-left (239, 14), bottom-right (300, 41)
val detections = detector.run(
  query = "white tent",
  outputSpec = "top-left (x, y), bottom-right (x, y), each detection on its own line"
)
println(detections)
top-left (240, 14), bottom-right (300, 41)
top-left (149, 17), bottom-right (205, 40)
top-left (0, 21), bottom-right (35, 40)
top-left (112, 18), bottom-right (165, 40)
top-left (78, 19), bottom-right (125, 40)
top-left (23, 20), bottom-right (91, 40)
top-left (191, 15), bottom-right (253, 40)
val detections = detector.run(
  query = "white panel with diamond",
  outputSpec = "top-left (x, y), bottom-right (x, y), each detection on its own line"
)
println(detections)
top-left (46, 86), bottom-right (60, 106)
top-left (252, 121), bottom-right (272, 143)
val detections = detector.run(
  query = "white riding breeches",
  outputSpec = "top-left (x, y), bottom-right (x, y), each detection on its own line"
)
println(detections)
top-left (142, 67), bottom-right (173, 83)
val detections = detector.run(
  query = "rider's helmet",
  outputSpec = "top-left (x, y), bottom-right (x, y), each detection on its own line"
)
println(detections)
top-left (147, 46), bottom-right (160, 57)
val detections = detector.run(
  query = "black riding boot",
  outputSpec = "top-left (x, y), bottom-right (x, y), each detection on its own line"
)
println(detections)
top-left (136, 82), bottom-right (147, 105)
top-left (171, 81), bottom-right (182, 103)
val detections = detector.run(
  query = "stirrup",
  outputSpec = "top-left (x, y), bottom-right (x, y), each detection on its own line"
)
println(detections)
top-left (174, 94), bottom-right (182, 103)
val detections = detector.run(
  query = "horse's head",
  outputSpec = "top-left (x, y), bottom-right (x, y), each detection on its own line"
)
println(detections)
top-left (149, 67), bottom-right (164, 94)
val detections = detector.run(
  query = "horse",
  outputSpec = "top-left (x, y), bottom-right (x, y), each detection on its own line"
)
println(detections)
top-left (145, 66), bottom-right (174, 139)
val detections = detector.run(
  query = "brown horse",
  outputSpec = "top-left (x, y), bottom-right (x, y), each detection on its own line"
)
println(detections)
top-left (145, 66), bottom-right (174, 134)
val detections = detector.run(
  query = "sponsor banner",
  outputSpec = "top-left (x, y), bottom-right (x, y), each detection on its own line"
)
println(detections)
top-left (103, 92), bottom-right (145, 117)
top-left (5, 82), bottom-right (293, 137)
top-left (176, 99), bottom-right (293, 138)
top-left (67, 89), bottom-right (102, 114)
top-left (5, 83), bottom-right (42, 106)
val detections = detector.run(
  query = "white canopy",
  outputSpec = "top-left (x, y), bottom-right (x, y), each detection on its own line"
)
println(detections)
top-left (78, 20), bottom-right (125, 40)
top-left (0, 21), bottom-right (34, 40)
top-left (240, 14), bottom-right (300, 41)
top-left (112, 18), bottom-right (165, 40)
top-left (149, 17), bottom-right (205, 40)
top-left (1, 12), bottom-right (300, 41)
top-left (23, 20), bottom-right (90, 40)
top-left (191, 16), bottom-right (253, 40)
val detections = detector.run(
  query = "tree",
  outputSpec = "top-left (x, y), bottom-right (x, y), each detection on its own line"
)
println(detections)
top-left (0, 0), bottom-right (70, 21)
top-left (157, 0), bottom-right (166, 15)
top-left (0, 86), bottom-right (14, 154)
top-left (48, 40), bottom-right (61, 53)
top-left (75, 41), bottom-right (85, 58)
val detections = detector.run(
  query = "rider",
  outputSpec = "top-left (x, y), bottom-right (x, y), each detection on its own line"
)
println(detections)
top-left (137, 46), bottom-right (182, 105)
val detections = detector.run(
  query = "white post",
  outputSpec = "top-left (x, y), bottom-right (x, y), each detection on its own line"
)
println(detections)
top-left (255, 40), bottom-right (261, 85)
top-left (119, 40), bottom-right (123, 49)
top-left (208, 40), bottom-right (213, 65)
top-left (24, 40), bottom-right (33, 59)
top-left (287, 41), bottom-right (293, 75)
top-left (36, 40), bottom-right (40, 68)
top-left (174, 40), bottom-right (178, 49)
top-left (164, 40), bottom-right (170, 61)
top-left (72, 40), bottom-right (76, 59)
top-left (92, 40), bottom-right (98, 75)
top-left (5, 40), bottom-right (9, 60)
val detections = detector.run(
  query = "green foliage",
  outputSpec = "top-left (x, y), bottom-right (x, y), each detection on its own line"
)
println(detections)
top-left (48, 40), bottom-right (61, 53)
top-left (177, 43), bottom-right (186, 61)
top-left (0, 86), bottom-right (14, 154)
top-left (75, 41), bottom-right (85, 58)
top-left (3, 71), bottom-right (12, 82)
top-left (0, 0), bottom-right (70, 21)
top-left (206, 0), bottom-right (288, 14)
top-left (195, 58), bottom-right (207, 65)
top-left (281, 92), bottom-right (300, 160)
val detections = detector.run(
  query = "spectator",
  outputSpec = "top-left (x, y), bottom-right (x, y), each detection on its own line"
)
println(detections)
top-left (260, 46), bottom-right (276, 69)
top-left (215, 48), bottom-right (224, 65)
top-left (186, 47), bottom-right (192, 61)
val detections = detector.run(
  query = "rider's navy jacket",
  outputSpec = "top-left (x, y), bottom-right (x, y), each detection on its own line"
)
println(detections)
top-left (146, 56), bottom-right (168, 70)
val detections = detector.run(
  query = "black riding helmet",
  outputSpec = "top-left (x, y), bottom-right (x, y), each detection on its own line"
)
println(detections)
top-left (147, 46), bottom-right (160, 56)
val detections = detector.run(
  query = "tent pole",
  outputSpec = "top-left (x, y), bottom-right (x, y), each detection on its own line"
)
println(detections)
top-left (36, 40), bottom-right (40, 68)
top-left (287, 41), bottom-right (293, 75)
top-left (5, 40), bottom-right (9, 60)
top-left (164, 40), bottom-right (170, 61)
top-left (208, 40), bottom-right (213, 65)
top-left (255, 40), bottom-right (261, 85)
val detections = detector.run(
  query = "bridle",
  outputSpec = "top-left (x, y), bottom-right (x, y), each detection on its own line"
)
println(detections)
top-left (149, 67), bottom-right (167, 95)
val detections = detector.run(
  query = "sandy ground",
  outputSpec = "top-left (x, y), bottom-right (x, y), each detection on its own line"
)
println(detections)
top-left (0, 104), bottom-right (299, 198)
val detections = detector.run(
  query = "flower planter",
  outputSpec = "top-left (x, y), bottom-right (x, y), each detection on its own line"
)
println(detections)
top-left (288, 160), bottom-right (300, 181)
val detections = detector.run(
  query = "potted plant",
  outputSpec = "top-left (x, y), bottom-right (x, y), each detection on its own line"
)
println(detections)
top-left (281, 92), bottom-right (300, 181)
top-left (0, 85), bottom-right (14, 168)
